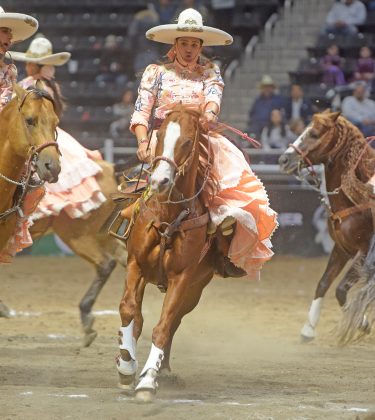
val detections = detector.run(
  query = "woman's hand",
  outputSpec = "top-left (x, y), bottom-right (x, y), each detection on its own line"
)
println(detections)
top-left (201, 109), bottom-right (218, 131)
top-left (137, 141), bottom-right (151, 163)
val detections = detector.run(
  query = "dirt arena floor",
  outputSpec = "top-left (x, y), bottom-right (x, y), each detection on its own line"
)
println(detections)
top-left (0, 255), bottom-right (374, 420)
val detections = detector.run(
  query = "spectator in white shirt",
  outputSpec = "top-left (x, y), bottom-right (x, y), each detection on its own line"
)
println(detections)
top-left (325, 0), bottom-right (367, 35)
top-left (341, 82), bottom-right (375, 137)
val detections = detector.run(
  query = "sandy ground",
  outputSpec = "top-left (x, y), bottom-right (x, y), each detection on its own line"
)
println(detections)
top-left (0, 255), bottom-right (374, 420)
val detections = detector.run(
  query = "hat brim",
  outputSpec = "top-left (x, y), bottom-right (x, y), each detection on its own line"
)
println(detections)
top-left (0, 14), bottom-right (38, 43)
top-left (146, 24), bottom-right (233, 46)
top-left (10, 51), bottom-right (71, 66)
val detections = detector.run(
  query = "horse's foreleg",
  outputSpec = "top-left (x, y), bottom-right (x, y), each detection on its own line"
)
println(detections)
top-left (301, 245), bottom-right (349, 341)
top-left (117, 259), bottom-right (144, 390)
top-left (79, 258), bottom-right (117, 347)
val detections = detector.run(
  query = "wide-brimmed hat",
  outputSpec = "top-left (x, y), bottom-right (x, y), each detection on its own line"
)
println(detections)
top-left (146, 8), bottom-right (233, 47)
top-left (10, 36), bottom-right (71, 66)
top-left (259, 75), bottom-right (276, 87)
top-left (0, 6), bottom-right (38, 43)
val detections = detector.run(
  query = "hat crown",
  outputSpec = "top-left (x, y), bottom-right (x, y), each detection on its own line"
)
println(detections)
top-left (26, 37), bottom-right (53, 58)
top-left (0, 7), bottom-right (5, 13)
top-left (176, 8), bottom-right (203, 30)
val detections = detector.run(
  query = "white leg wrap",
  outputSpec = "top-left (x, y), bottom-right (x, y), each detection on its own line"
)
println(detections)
top-left (117, 356), bottom-right (138, 376)
top-left (139, 343), bottom-right (164, 378)
top-left (118, 320), bottom-right (136, 360)
top-left (308, 298), bottom-right (323, 328)
top-left (301, 298), bottom-right (323, 339)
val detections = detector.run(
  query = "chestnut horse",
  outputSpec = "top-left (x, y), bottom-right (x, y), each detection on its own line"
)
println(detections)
top-left (116, 105), bottom-right (223, 401)
top-left (279, 111), bottom-right (375, 341)
top-left (0, 83), bottom-right (60, 254)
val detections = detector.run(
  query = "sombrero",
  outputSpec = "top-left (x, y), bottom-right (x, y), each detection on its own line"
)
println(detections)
top-left (0, 6), bottom-right (38, 43)
top-left (10, 36), bottom-right (71, 66)
top-left (146, 8), bottom-right (233, 47)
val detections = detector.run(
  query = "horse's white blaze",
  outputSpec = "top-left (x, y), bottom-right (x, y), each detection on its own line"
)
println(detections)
top-left (301, 297), bottom-right (323, 338)
top-left (151, 121), bottom-right (181, 189)
top-left (285, 125), bottom-right (311, 154)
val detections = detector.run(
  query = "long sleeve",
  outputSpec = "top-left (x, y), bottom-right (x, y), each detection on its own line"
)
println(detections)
top-left (0, 64), bottom-right (17, 111)
top-left (203, 63), bottom-right (224, 113)
top-left (130, 64), bottom-right (161, 132)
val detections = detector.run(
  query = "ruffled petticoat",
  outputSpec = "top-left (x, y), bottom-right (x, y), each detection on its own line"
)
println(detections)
top-left (149, 130), bottom-right (278, 280)
top-left (0, 127), bottom-right (106, 263)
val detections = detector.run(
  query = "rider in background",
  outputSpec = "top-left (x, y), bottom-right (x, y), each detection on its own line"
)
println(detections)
top-left (0, 7), bottom-right (38, 262)
top-left (129, 8), bottom-right (278, 280)
top-left (11, 35), bottom-right (106, 222)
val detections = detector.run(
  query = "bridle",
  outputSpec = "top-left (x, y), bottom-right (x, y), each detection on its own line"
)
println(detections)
top-left (152, 114), bottom-right (212, 205)
top-left (0, 89), bottom-right (60, 222)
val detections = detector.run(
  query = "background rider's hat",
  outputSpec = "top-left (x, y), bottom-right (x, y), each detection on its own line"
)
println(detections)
top-left (0, 6), bottom-right (38, 43)
top-left (259, 75), bottom-right (276, 87)
top-left (146, 8), bottom-right (233, 47)
top-left (10, 35), bottom-right (71, 66)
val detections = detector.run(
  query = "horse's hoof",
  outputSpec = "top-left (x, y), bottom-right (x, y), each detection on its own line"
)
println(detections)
top-left (118, 372), bottom-right (136, 391)
top-left (300, 334), bottom-right (315, 343)
top-left (0, 302), bottom-right (11, 318)
top-left (135, 390), bottom-right (155, 403)
top-left (300, 322), bottom-right (315, 342)
top-left (82, 330), bottom-right (97, 347)
top-left (81, 312), bottom-right (95, 334)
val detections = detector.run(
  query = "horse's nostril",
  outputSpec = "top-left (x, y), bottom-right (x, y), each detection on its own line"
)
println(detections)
top-left (45, 162), bottom-right (51, 171)
top-left (278, 154), bottom-right (288, 166)
top-left (160, 177), bottom-right (169, 185)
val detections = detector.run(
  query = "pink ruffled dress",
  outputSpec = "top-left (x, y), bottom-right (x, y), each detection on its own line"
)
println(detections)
top-left (130, 61), bottom-right (278, 279)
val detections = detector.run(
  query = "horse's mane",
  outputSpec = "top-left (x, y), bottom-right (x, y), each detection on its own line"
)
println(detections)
top-left (319, 114), bottom-right (375, 204)
top-left (26, 86), bottom-right (57, 113)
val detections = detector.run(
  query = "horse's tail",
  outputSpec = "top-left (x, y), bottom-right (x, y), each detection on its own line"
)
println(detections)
top-left (336, 236), bottom-right (375, 345)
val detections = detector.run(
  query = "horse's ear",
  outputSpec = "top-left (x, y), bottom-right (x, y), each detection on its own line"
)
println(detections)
top-left (13, 82), bottom-right (26, 100)
top-left (35, 80), bottom-right (44, 91)
top-left (328, 111), bottom-right (341, 121)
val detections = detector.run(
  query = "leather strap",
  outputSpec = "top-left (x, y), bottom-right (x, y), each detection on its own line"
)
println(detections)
top-left (331, 203), bottom-right (375, 224)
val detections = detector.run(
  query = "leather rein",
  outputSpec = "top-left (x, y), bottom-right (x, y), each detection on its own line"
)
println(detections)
top-left (0, 90), bottom-right (60, 222)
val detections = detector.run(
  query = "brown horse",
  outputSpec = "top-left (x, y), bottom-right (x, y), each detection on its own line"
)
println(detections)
top-left (279, 111), bottom-right (375, 341)
top-left (116, 105), bottom-right (232, 401)
top-left (28, 158), bottom-right (127, 347)
top-left (0, 83), bottom-right (61, 254)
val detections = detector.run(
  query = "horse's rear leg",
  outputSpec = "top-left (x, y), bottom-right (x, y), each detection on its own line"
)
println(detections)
top-left (117, 259), bottom-right (145, 390)
top-left (301, 245), bottom-right (349, 341)
top-left (79, 258), bottom-right (117, 347)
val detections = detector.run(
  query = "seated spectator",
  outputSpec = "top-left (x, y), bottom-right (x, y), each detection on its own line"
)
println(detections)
top-left (353, 46), bottom-right (375, 93)
top-left (95, 35), bottom-right (129, 86)
top-left (341, 82), bottom-right (375, 137)
top-left (128, 8), bottom-right (160, 75)
top-left (248, 75), bottom-right (285, 138)
top-left (151, 0), bottom-right (178, 24)
top-left (320, 44), bottom-right (346, 87)
top-left (261, 109), bottom-right (295, 150)
top-left (325, 0), bottom-right (367, 36)
top-left (289, 118), bottom-right (306, 140)
top-left (109, 89), bottom-right (135, 140)
top-left (284, 84), bottom-right (312, 124)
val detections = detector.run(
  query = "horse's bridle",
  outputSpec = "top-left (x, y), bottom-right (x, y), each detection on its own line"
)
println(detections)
top-left (0, 89), bottom-right (60, 222)
top-left (151, 118), bottom-right (212, 205)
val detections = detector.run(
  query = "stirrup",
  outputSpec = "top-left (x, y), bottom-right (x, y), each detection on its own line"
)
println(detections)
top-left (221, 216), bottom-right (236, 236)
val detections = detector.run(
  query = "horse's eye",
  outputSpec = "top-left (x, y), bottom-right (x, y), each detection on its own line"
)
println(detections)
top-left (310, 132), bottom-right (319, 139)
top-left (26, 118), bottom-right (36, 127)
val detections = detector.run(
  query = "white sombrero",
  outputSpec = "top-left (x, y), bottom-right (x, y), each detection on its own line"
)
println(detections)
top-left (10, 36), bottom-right (71, 66)
top-left (0, 6), bottom-right (38, 43)
top-left (146, 8), bottom-right (233, 47)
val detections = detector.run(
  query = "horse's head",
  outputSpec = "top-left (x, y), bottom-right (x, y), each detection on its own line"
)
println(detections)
top-left (150, 105), bottom-right (201, 194)
top-left (1, 83), bottom-right (61, 183)
top-left (279, 110), bottom-right (341, 175)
